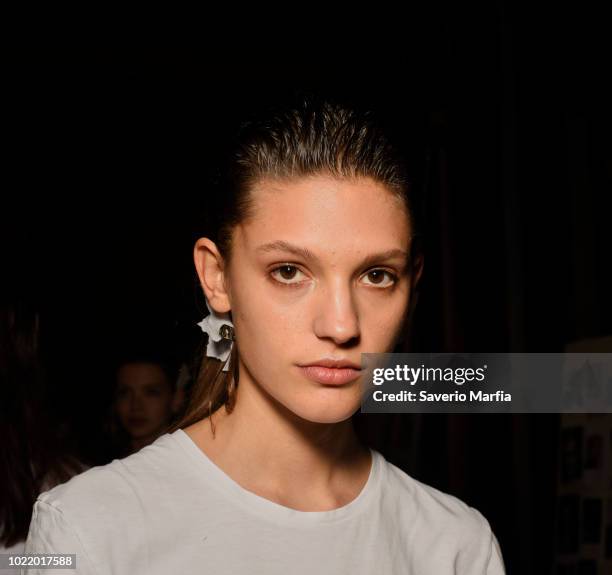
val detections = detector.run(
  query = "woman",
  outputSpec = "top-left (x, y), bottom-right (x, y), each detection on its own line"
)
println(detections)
top-left (108, 352), bottom-right (184, 458)
top-left (24, 92), bottom-right (505, 573)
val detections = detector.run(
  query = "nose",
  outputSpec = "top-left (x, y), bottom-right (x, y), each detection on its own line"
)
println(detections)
top-left (312, 277), bottom-right (360, 345)
top-left (129, 392), bottom-right (144, 413)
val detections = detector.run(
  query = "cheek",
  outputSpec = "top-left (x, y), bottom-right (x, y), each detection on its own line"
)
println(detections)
top-left (115, 399), bottom-right (129, 416)
top-left (143, 396), bottom-right (171, 416)
top-left (234, 282), bottom-right (299, 353)
top-left (363, 300), bottom-right (408, 349)
top-left (233, 302), bottom-right (300, 393)
top-left (237, 316), bottom-right (291, 372)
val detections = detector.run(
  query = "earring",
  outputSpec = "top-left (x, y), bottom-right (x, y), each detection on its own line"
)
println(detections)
top-left (219, 323), bottom-right (235, 341)
top-left (197, 296), bottom-right (235, 372)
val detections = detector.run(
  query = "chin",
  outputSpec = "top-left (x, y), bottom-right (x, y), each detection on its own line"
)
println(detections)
top-left (289, 395), bottom-right (361, 425)
top-left (129, 427), bottom-right (155, 439)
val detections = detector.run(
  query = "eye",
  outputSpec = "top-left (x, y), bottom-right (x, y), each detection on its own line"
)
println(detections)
top-left (270, 264), bottom-right (308, 286)
top-left (362, 269), bottom-right (398, 288)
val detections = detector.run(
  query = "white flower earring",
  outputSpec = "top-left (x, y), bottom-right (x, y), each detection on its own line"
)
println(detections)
top-left (197, 296), bottom-right (235, 372)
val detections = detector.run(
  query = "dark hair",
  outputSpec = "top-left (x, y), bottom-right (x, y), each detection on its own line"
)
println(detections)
top-left (169, 91), bottom-right (421, 434)
top-left (0, 298), bottom-right (86, 546)
top-left (112, 350), bottom-right (180, 393)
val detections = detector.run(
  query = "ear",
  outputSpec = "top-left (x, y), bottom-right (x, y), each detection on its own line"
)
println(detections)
top-left (193, 237), bottom-right (231, 313)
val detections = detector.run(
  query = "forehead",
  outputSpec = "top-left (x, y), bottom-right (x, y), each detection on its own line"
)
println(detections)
top-left (237, 175), bottom-right (411, 254)
top-left (117, 362), bottom-right (168, 386)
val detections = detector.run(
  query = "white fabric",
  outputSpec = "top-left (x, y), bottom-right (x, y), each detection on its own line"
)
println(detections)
top-left (1, 536), bottom-right (25, 575)
top-left (3, 469), bottom-right (85, 575)
top-left (196, 298), bottom-right (234, 371)
top-left (23, 428), bottom-right (506, 574)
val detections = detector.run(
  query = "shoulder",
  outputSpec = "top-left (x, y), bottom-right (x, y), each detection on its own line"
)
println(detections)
top-left (39, 454), bottom-right (91, 494)
top-left (374, 453), bottom-right (506, 571)
top-left (381, 455), bottom-right (491, 534)
top-left (26, 433), bottom-right (182, 569)
top-left (37, 460), bottom-right (135, 524)
top-left (39, 432), bottom-right (180, 510)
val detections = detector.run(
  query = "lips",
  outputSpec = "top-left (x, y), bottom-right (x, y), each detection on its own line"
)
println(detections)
top-left (300, 358), bottom-right (362, 370)
top-left (298, 365), bottom-right (362, 385)
top-left (128, 417), bottom-right (148, 426)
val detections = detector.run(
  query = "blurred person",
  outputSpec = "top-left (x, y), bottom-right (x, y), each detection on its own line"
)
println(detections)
top-left (108, 352), bottom-right (185, 458)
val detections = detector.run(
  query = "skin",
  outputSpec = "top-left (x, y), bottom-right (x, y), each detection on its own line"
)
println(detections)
top-left (186, 174), bottom-right (423, 511)
top-left (115, 362), bottom-right (183, 452)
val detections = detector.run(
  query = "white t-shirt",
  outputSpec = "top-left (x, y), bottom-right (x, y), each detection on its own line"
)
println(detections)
top-left (23, 428), bottom-right (506, 574)
top-left (1, 535), bottom-right (25, 575)
top-left (3, 463), bottom-right (87, 575)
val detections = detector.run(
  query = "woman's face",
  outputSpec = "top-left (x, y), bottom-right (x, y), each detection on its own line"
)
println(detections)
top-left (114, 362), bottom-right (176, 439)
top-left (218, 174), bottom-right (418, 424)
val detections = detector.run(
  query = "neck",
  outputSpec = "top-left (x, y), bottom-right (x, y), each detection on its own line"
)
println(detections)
top-left (186, 369), bottom-right (371, 511)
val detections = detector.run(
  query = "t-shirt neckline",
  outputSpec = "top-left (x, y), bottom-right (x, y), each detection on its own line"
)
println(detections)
top-left (170, 427), bottom-right (382, 527)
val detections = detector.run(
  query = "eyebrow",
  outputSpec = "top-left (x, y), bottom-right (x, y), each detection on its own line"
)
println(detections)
top-left (255, 240), bottom-right (410, 270)
top-left (117, 381), bottom-right (165, 389)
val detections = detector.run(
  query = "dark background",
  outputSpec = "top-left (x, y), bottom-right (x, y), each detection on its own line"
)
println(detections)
top-left (4, 4), bottom-right (611, 573)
